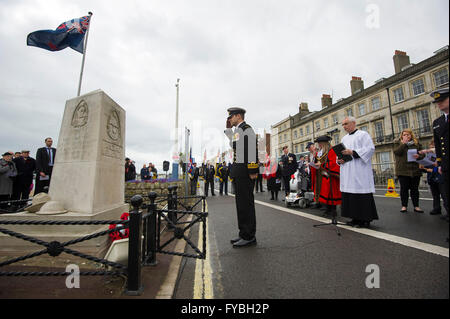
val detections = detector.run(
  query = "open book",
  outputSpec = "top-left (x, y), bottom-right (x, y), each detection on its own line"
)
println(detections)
top-left (332, 143), bottom-right (353, 162)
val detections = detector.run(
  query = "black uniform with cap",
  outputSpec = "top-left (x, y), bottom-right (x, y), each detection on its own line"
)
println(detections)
top-left (431, 87), bottom-right (449, 217)
top-left (224, 107), bottom-right (259, 247)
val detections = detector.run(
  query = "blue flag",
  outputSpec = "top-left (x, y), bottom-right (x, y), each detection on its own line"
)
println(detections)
top-left (27, 15), bottom-right (91, 53)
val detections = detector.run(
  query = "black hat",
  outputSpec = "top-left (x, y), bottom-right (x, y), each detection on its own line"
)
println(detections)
top-left (315, 135), bottom-right (332, 143)
top-left (227, 107), bottom-right (246, 118)
top-left (2, 152), bottom-right (13, 156)
top-left (430, 87), bottom-right (449, 103)
top-left (306, 142), bottom-right (315, 149)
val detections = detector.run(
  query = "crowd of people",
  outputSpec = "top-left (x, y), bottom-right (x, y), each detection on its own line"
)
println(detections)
top-left (0, 137), bottom-right (56, 210)
top-left (124, 158), bottom-right (159, 182)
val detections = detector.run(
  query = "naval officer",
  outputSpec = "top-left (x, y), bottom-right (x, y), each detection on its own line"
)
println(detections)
top-left (431, 87), bottom-right (449, 221)
top-left (224, 107), bottom-right (259, 247)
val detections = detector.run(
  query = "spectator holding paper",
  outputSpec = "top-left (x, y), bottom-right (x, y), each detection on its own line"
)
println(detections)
top-left (393, 129), bottom-right (425, 214)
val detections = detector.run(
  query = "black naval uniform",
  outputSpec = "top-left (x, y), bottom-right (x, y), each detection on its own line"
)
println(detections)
top-left (433, 112), bottom-right (449, 216)
top-left (225, 116), bottom-right (259, 244)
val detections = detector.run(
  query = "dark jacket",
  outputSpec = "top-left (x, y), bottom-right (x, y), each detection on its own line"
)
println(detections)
top-left (125, 162), bottom-right (136, 181)
top-left (36, 147), bottom-right (56, 175)
top-left (204, 166), bottom-right (215, 181)
top-left (393, 141), bottom-right (423, 177)
top-left (433, 114), bottom-right (449, 173)
top-left (13, 156), bottom-right (36, 185)
top-left (225, 122), bottom-right (259, 179)
top-left (281, 152), bottom-right (297, 177)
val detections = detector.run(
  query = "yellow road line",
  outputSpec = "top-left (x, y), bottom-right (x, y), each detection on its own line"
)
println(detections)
top-left (193, 200), bottom-right (214, 299)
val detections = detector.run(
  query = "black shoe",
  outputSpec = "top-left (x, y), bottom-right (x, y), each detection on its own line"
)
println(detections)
top-left (212, 194), bottom-right (216, 196)
top-left (346, 220), bottom-right (358, 227)
top-left (400, 208), bottom-right (407, 213)
top-left (232, 238), bottom-right (257, 248)
top-left (430, 210), bottom-right (442, 215)
top-left (230, 237), bottom-right (241, 244)
top-left (414, 208), bottom-right (424, 214)
top-left (270, 197), bottom-right (274, 200)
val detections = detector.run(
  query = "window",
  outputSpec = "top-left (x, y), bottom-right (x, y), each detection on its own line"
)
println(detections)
top-left (358, 103), bottom-right (366, 116)
top-left (284, 133), bottom-right (287, 141)
top-left (294, 130), bottom-right (298, 139)
top-left (411, 78), bottom-right (425, 96)
top-left (324, 118), bottom-right (329, 128)
top-left (393, 87), bottom-right (404, 103)
top-left (333, 114), bottom-right (338, 125)
top-left (396, 113), bottom-right (409, 132)
top-left (316, 121), bottom-right (321, 130)
top-left (333, 133), bottom-right (340, 145)
top-left (300, 128), bottom-right (303, 136)
top-left (279, 135), bottom-right (282, 143)
top-left (376, 152), bottom-right (392, 172)
top-left (306, 125), bottom-right (310, 134)
top-left (371, 97), bottom-right (381, 111)
top-left (374, 121), bottom-right (384, 143)
top-left (301, 144), bottom-right (305, 152)
top-left (433, 68), bottom-right (449, 87)
top-left (346, 107), bottom-right (353, 117)
top-left (360, 125), bottom-right (368, 132)
top-left (417, 109), bottom-right (431, 134)
top-left (295, 145), bottom-right (298, 153)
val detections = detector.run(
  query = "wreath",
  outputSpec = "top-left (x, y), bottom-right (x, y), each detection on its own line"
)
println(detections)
top-left (109, 212), bottom-right (130, 241)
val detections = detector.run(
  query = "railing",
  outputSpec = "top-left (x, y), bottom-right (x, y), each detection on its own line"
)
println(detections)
top-left (0, 185), bottom-right (208, 296)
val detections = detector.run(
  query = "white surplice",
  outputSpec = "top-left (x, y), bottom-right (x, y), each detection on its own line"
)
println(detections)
top-left (339, 130), bottom-right (375, 194)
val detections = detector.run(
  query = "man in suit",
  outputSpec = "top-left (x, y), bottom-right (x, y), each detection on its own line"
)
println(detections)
top-left (12, 150), bottom-right (36, 200)
top-left (204, 163), bottom-right (215, 197)
top-left (190, 162), bottom-right (200, 195)
top-left (224, 107), bottom-right (259, 248)
top-left (431, 87), bottom-right (449, 222)
top-left (280, 146), bottom-right (298, 198)
top-left (35, 137), bottom-right (56, 194)
top-left (218, 161), bottom-right (229, 195)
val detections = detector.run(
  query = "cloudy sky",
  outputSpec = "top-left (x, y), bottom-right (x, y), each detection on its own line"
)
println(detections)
top-left (0, 0), bottom-right (448, 171)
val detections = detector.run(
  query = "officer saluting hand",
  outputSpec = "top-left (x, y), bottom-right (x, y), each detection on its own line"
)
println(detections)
top-left (431, 87), bottom-right (449, 222)
top-left (224, 107), bottom-right (259, 248)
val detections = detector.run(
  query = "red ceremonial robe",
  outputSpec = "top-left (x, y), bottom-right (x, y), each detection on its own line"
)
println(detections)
top-left (318, 149), bottom-right (342, 206)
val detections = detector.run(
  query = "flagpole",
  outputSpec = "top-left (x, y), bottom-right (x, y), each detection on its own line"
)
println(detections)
top-left (77, 12), bottom-right (93, 97)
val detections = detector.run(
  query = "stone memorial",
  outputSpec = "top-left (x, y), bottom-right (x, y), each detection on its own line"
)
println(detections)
top-left (0, 90), bottom-right (128, 257)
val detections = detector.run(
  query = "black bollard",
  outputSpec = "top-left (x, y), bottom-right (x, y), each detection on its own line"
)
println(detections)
top-left (144, 192), bottom-right (158, 266)
top-left (125, 195), bottom-right (144, 296)
top-left (167, 185), bottom-right (177, 230)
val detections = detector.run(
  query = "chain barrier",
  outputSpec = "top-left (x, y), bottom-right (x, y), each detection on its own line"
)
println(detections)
top-left (0, 186), bottom-right (208, 296)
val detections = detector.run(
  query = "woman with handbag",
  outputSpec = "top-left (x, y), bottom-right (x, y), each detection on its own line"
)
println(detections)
top-left (393, 129), bottom-right (425, 213)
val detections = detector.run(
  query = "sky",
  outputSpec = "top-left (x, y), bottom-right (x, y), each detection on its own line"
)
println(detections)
top-left (0, 0), bottom-right (448, 172)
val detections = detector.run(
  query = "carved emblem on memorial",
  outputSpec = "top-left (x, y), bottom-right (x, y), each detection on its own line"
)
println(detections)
top-left (71, 100), bottom-right (89, 127)
top-left (107, 110), bottom-right (121, 141)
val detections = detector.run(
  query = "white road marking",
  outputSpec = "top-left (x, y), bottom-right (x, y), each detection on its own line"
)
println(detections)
top-left (223, 191), bottom-right (449, 258)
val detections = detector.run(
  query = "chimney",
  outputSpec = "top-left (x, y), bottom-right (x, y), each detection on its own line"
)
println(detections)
top-left (321, 94), bottom-right (332, 109)
top-left (393, 50), bottom-right (410, 74)
top-left (350, 76), bottom-right (364, 95)
top-left (299, 102), bottom-right (309, 115)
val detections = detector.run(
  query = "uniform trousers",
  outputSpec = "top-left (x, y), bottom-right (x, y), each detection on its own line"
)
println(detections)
top-left (233, 176), bottom-right (256, 240)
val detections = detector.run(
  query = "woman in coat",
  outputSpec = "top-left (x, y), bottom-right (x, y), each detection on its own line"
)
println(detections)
top-left (264, 159), bottom-right (282, 200)
top-left (393, 129), bottom-right (424, 213)
top-left (0, 152), bottom-right (18, 209)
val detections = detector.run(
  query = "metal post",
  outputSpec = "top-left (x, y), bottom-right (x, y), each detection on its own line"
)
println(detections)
top-left (77, 12), bottom-right (93, 97)
top-left (145, 192), bottom-right (158, 266)
top-left (125, 195), bottom-right (144, 296)
top-left (167, 185), bottom-right (175, 230)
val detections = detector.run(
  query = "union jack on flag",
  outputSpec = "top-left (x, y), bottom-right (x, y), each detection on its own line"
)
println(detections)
top-left (27, 15), bottom-right (91, 53)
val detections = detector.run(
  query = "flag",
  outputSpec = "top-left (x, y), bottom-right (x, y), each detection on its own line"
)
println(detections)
top-left (27, 15), bottom-right (91, 53)
top-left (188, 147), bottom-right (193, 175)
